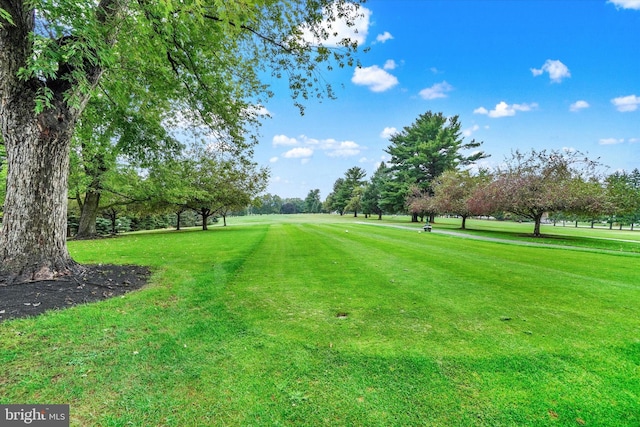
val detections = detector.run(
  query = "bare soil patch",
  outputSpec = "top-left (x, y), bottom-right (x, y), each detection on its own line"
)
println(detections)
top-left (0, 264), bottom-right (150, 322)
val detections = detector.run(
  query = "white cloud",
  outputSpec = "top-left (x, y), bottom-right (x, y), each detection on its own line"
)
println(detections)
top-left (269, 156), bottom-right (279, 163)
top-left (611, 94), bottom-right (640, 112)
top-left (599, 138), bottom-right (625, 145)
top-left (629, 138), bottom-right (640, 143)
top-left (463, 124), bottom-right (480, 137)
top-left (352, 65), bottom-right (399, 92)
top-left (327, 140), bottom-right (361, 157)
top-left (316, 138), bottom-right (361, 157)
top-left (299, 3), bottom-right (371, 47)
top-left (608, 0), bottom-right (640, 9)
top-left (419, 81), bottom-right (453, 100)
top-left (383, 59), bottom-right (397, 70)
top-left (380, 127), bottom-right (397, 139)
top-left (474, 101), bottom-right (538, 118)
top-left (376, 31), bottom-right (394, 43)
top-left (531, 59), bottom-right (571, 83)
top-left (276, 134), bottom-right (362, 159)
top-left (569, 100), bottom-right (590, 112)
top-left (283, 147), bottom-right (314, 159)
top-left (273, 134), bottom-right (299, 146)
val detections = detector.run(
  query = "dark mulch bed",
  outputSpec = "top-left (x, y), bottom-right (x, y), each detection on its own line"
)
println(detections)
top-left (0, 265), bottom-right (150, 323)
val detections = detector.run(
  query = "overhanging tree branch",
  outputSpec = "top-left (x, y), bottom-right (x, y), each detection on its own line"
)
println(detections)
top-left (202, 13), bottom-right (294, 54)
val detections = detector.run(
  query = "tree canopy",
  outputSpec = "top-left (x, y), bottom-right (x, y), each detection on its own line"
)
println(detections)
top-left (304, 189), bottom-right (323, 213)
top-left (431, 169), bottom-right (489, 229)
top-left (327, 166), bottom-right (366, 215)
top-left (481, 149), bottom-right (604, 236)
top-left (0, 0), bottom-right (366, 281)
top-left (361, 162), bottom-right (389, 220)
top-left (383, 111), bottom-right (487, 221)
top-left (605, 169), bottom-right (640, 229)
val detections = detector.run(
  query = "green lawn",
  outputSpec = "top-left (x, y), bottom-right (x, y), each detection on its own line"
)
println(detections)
top-left (1, 215), bottom-right (639, 426)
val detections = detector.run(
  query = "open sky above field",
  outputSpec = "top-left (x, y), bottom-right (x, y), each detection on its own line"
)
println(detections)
top-left (253, 0), bottom-right (640, 199)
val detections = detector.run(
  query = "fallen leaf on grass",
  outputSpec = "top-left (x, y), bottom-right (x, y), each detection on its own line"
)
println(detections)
top-left (548, 409), bottom-right (558, 419)
top-left (576, 417), bottom-right (585, 425)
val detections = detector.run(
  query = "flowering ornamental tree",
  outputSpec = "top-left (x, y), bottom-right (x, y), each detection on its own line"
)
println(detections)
top-left (479, 149), bottom-right (604, 237)
top-left (431, 169), bottom-right (490, 229)
top-left (405, 185), bottom-right (434, 223)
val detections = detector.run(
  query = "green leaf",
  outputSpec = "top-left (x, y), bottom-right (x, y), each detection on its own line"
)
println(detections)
top-left (0, 7), bottom-right (14, 27)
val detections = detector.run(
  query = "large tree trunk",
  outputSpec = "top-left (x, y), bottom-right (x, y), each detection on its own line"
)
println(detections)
top-left (0, 0), bottom-right (121, 282)
top-left (0, 95), bottom-right (82, 281)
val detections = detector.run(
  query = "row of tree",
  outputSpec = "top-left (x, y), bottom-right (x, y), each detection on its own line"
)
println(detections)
top-left (324, 111), bottom-right (640, 236)
top-left (67, 144), bottom-right (269, 237)
top-left (3, 106), bottom-right (637, 245)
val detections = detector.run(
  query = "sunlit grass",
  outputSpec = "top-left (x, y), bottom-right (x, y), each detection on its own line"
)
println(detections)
top-left (1, 215), bottom-right (638, 426)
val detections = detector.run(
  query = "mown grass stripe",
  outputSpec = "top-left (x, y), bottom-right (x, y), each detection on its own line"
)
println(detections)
top-left (1, 217), bottom-right (638, 426)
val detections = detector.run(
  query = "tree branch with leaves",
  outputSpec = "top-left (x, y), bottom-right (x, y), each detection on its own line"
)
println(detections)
top-left (0, 0), bottom-right (366, 282)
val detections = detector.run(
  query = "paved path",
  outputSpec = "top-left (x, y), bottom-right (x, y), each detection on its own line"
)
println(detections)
top-left (355, 221), bottom-right (640, 256)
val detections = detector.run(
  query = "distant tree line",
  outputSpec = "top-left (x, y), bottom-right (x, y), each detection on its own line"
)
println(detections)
top-left (2, 110), bottom-right (638, 239)
top-left (324, 110), bottom-right (640, 237)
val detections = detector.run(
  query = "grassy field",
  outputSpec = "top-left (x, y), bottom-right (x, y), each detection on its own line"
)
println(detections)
top-left (1, 215), bottom-right (639, 426)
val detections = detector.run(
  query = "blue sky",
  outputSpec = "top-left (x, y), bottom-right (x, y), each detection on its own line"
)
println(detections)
top-left (254, 0), bottom-right (640, 199)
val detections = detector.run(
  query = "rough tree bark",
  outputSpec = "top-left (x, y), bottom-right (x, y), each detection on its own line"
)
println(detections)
top-left (0, 0), bottom-right (118, 282)
top-left (0, 92), bottom-right (82, 281)
top-left (0, 6), bottom-right (77, 281)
